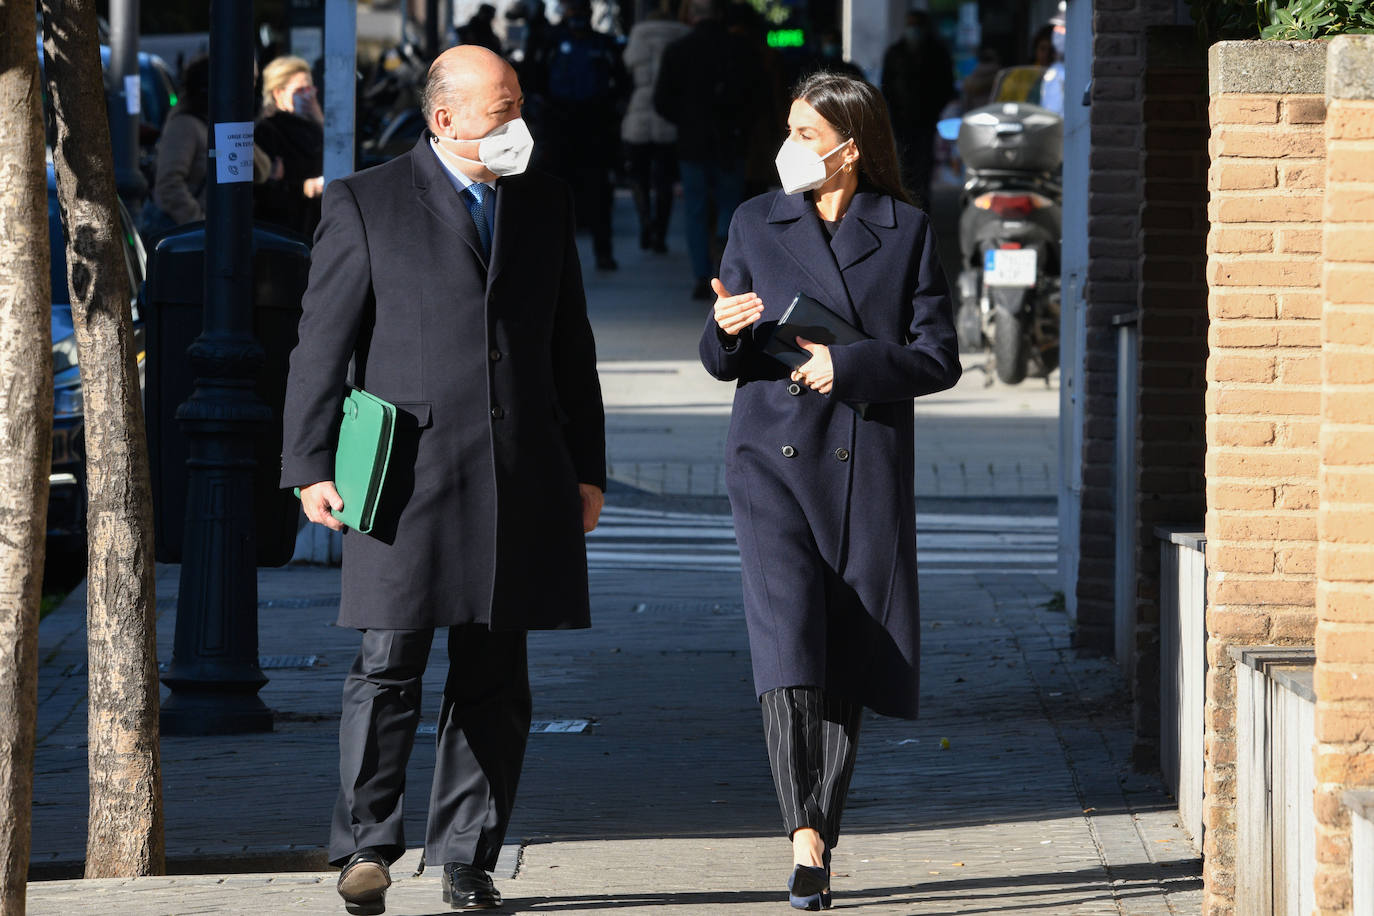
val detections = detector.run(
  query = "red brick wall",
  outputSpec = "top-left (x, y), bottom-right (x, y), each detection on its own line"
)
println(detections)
top-left (1314, 37), bottom-right (1374, 912)
top-left (1131, 27), bottom-right (1209, 764)
top-left (1076, 0), bottom-right (1183, 653)
top-left (1203, 40), bottom-right (1327, 913)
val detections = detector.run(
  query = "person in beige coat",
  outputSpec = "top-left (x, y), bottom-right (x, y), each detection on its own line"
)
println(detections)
top-left (620, 5), bottom-right (688, 253)
top-left (149, 56), bottom-right (271, 234)
top-left (151, 57), bottom-right (211, 226)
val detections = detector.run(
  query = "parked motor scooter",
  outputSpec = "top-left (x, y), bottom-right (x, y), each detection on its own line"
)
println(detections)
top-left (939, 100), bottom-right (1062, 384)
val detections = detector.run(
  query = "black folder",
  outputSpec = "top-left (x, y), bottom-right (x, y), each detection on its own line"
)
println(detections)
top-left (759, 292), bottom-right (872, 418)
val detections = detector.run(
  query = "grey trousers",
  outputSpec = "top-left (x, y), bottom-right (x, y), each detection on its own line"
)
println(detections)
top-left (761, 687), bottom-right (863, 849)
top-left (329, 625), bottom-right (530, 871)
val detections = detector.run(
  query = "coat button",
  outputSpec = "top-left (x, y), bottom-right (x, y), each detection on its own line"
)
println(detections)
top-left (781, 445), bottom-right (796, 458)
top-left (787, 382), bottom-right (802, 396)
top-left (490, 405), bottom-right (505, 419)
top-left (834, 448), bottom-right (850, 462)
top-left (489, 349), bottom-right (502, 362)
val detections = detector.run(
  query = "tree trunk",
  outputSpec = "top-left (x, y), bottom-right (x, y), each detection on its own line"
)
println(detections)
top-left (0, 1), bottom-right (55, 910)
top-left (40, 0), bottom-right (165, 878)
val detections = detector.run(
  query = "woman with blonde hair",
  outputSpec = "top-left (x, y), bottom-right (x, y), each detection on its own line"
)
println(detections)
top-left (255, 55), bottom-right (325, 237)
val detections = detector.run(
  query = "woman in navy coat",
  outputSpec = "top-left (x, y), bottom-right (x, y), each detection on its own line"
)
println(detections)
top-left (698, 72), bottom-right (961, 909)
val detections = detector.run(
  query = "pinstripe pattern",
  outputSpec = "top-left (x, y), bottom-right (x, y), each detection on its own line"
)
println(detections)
top-left (761, 687), bottom-right (862, 849)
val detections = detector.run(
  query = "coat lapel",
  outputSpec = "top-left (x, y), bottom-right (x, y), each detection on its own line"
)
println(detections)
top-left (830, 191), bottom-right (892, 271)
top-left (411, 135), bottom-right (488, 267)
top-left (486, 175), bottom-right (521, 291)
top-left (768, 191), bottom-right (857, 324)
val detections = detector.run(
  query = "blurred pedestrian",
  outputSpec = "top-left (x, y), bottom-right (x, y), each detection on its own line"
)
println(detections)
top-left (145, 55), bottom-right (270, 238)
top-left (699, 71), bottom-right (960, 909)
top-left (654, 0), bottom-right (768, 299)
top-left (960, 46), bottom-right (1001, 112)
top-left (803, 28), bottom-right (865, 82)
top-left (256, 55), bottom-right (325, 238)
top-left (282, 45), bottom-right (605, 916)
top-left (1029, 24), bottom-right (1055, 67)
top-left (620, 2), bottom-right (689, 253)
top-left (1038, 15), bottom-right (1067, 115)
top-left (880, 10), bottom-right (953, 210)
top-left (148, 55), bottom-right (212, 230)
top-left (535, 0), bottom-right (627, 270)
top-left (458, 3), bottom-right (504, 54)
top-left (724, 2), bottom-right (789, 200)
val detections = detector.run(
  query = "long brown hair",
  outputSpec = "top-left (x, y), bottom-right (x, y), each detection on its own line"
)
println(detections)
top-left (792, 71), bottom-right (911, 206)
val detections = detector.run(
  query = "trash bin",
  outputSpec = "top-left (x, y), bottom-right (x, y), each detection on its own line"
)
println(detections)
top-left (143, 221), bottom-right (310, 567)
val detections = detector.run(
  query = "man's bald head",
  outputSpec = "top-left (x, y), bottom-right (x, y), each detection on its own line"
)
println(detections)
top-left (421, 45), bottom-right (519, 130)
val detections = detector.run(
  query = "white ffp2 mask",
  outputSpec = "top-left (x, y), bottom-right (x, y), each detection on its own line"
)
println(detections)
top-left (433, 117), bottom-right (535, 177)
top-left (774, 138), bottom-right (851, 195)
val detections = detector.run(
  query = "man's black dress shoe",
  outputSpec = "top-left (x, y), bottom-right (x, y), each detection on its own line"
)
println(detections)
top-left (442, 862), bottom-right (503, 910)
top-left (337, 848), bottom-right (391, 915)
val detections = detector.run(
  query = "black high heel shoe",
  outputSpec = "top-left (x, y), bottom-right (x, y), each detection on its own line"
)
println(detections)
top-left (788, 864), bottom-right (827, 911)
top-left (820, 849), bottom-right (832, 910)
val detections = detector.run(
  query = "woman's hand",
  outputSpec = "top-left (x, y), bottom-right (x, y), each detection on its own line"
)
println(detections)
top-left (792, 336), bottom-right (834, 394)
top-left (712, 278), bottom-right (764, 336)
top-left (304, 176), bottom-right (325, 198)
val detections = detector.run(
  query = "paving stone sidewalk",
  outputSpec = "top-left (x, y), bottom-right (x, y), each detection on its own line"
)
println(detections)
top-left (27, 497), bottom-right (1200, 914)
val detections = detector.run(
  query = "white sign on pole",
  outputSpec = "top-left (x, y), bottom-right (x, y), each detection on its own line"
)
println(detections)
top-left (123, 74), bottom-right (141, 115)
top-left (213, 121), bottom-right (255, 184)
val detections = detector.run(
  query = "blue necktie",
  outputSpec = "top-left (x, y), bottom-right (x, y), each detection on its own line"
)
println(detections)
top-left (463, 182), bottom-right (493, 260)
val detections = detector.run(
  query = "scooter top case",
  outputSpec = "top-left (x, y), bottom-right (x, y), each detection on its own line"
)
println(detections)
top-left (957, 102), bottom-right (1062, 174)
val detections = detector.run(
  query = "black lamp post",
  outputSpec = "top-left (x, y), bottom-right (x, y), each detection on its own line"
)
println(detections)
top-left (106, 0), bottom-right (147, 206)
top-left (160, 0), bottom-right (273, 735)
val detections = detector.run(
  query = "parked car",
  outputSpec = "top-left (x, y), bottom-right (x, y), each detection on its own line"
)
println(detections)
top-left (98, 44), bottom-right (180, 182)
top-left (46, 160), bottom-right (147, 552)
top-left (35, 34), bottom-right (180, 190)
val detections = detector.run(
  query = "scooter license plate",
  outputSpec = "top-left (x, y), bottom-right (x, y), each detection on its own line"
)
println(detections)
top-left (984, 249), bottom-right (1038, 288)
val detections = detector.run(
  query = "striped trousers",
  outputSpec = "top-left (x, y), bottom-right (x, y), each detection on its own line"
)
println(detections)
top-left (760, 687), bottom-right (863, 849)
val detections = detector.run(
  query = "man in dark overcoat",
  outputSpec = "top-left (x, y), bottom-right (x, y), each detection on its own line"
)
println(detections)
top-left (280, 45), bottom-right (605, 913)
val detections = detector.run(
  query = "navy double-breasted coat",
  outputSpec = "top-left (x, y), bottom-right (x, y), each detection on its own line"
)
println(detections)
top-left (698, 188), bottom-right (961, 719)
top-left (281, 136), bottom-right (605, 631)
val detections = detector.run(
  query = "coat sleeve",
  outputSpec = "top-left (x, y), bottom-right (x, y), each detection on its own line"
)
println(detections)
top-left (827, 216), bottom-right (962, 403)
top-left (621, 27), bottom-right (647, 70)
top-left (152, 116), bottom-right (204, 224)
top-left (551, 185), bottom-right (607, 491)
top-left (279, 179), bottom-right (373, 489)
top-left (698, 208), bottom-right (757, 382)
top-left (651, 40), bottom-right (683, 126)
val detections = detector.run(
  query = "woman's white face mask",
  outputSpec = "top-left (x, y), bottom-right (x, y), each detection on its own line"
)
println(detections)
top-left (433, 117), bottom-right (535, 177)
top-left (774, 137), bottom-right (851, 196)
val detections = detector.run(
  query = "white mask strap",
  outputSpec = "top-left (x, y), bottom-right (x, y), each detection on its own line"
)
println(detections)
top-left (432, 135), bottom-right (484, 168)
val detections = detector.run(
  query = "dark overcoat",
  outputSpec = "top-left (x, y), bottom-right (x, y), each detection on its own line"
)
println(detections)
top-left (698, 189), bottom-right (960, 719)
top-left (281, 135), bottom-right (605, 631)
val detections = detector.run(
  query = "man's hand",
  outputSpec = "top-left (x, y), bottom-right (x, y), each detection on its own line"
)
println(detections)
top-left (300, 480), bottom-right (345, 531)
top-left (712, 278), bottom-right (763, 336)
top-left (579, 483), bottom-right (605, 533)
top-left (792, 336), bottom-right (834, 394)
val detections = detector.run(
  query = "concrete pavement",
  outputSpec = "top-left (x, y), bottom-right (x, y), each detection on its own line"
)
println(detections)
top-left (24, 190), bottom-right (1195, 913)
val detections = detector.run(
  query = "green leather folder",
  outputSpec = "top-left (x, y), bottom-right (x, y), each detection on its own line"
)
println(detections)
top-left (294, 388), bottom-right (396, 534)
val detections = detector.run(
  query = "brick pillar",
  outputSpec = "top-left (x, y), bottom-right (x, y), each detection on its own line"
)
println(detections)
top-left (1077, 0), bottom-right (1180, 653)
top-left (1315, 34), bottom-right (1374, 916)
top-left (1131, 26), bottom-right (1209, 767)
top-left (1204, 40), bottom-right (1327, 914)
